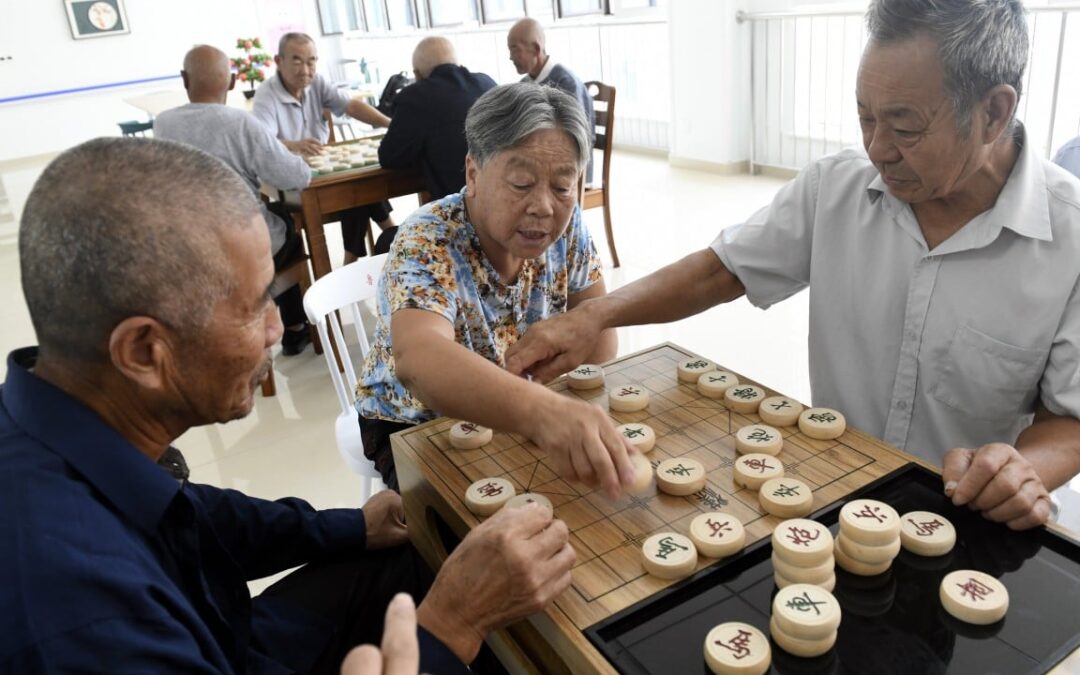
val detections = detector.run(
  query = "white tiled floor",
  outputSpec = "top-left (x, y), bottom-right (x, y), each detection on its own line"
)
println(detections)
top-left (3, 148), bottom-right (1078, 563)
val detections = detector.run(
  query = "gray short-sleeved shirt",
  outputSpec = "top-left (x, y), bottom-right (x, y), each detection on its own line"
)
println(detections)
top-left (154, 103), bottom-right (311, 254)
top-left (252, 72), bottom-right (351, 143)
top-left (711, 126), bottom-right (1080, 464)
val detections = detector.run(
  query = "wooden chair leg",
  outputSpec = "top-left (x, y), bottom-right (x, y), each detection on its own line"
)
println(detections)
top-left (261, 361), bottom-right (277, 397)
top-left (603, 198), bottom-right (620, 268)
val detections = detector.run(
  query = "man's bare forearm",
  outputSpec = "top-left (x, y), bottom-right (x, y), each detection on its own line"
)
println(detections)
top-left (1016, 408), bottom-right (1080, 492)
top-left (587, 248), bottom-right (745, 330)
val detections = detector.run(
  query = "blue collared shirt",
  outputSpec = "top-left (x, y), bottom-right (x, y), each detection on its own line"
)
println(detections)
top-left (0, 347), bottom-right (465, 673)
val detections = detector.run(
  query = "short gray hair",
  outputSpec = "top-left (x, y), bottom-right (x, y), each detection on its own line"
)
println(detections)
top-left (278, 31), bottom-right (315, 57)
top-left (465, 82), bottom-right (591, 170)
top-left (866, 0), bottom-right (1028, 134)
top-left (19, 137), bottom-right (259, 362)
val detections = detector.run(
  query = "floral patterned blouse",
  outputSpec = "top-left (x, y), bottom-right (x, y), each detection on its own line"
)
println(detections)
top-left (356, 188), bottom-right (603, 425)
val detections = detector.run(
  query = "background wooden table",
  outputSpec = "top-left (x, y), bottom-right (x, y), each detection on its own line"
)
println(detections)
top-left (282, 162), bottom-right (425, 279)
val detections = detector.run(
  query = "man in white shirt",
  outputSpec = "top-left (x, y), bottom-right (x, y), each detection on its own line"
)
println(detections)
top-left (507, 0), bottom-right (1080, 531)
top-left (253, 33), bottom-right (395, 265)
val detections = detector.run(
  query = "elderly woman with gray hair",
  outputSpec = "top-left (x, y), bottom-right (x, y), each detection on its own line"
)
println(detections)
top-left (355, 82), bottom-right (637, 495)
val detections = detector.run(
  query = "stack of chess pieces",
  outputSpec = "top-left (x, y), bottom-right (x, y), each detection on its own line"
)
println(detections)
top-left (445, 358), bottom-right (1008, 674)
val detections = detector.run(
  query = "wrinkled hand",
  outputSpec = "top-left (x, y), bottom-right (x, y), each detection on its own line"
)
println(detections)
top-left (362, 490), bottom-right (409, 549)
top-left (286, 138), bottom-right (324, 157)
top-left (505, 307), bottom-right (605, 383)
top-left (943, 443), bottom-right (1051, 530)
top-left (340, 593), bottom-right (419, 675)
top-left (416, 503), bottom-right (575, 664)
top-left (527, 396), bottom-right (636, 498)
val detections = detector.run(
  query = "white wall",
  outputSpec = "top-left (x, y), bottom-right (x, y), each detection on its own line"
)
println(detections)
top-left (0, 0), bottom-right (327, 161)
top-left (666, 0), bottom-right (859, 169)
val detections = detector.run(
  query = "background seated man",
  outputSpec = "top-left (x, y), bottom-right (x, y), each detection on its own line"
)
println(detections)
top-left (155, 44), bottom-right (314, 356)
top-left (253, 32), bottom-right (394, 265)
top-left (507, 18), bottom-right (595, 182)
top-left (0, 137), bottom-right (575, 673)
top-left (506, 0), bottom-right (1080, 531)
top-left (378, 36), bottom-right (496, 202)
top-left (356, 83), bottom-right (636, 496)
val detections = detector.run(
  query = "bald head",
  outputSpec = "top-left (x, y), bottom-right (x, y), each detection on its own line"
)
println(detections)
top-left (182, 45), bottom-right (233, 102)
top-left (509, 18), bottom-right (545, 50)
top-left (19, 138), bottom-right (259, 363)
top-left (507, 18), bottom-right (547, 78)
top-left (412, 36), bottom-right (457, 79)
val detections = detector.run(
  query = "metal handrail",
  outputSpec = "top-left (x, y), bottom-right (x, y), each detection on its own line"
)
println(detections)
top-left (738, 3), bottom-right (1080, 22)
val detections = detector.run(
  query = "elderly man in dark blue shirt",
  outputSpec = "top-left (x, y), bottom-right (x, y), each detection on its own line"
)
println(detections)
top-left (0, 137), bottom-right (575, 673)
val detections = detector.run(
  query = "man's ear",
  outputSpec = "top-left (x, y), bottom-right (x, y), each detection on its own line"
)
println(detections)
top-left (228, 72), bottom-right (237, 91)
top-left (181, 70), bottom-right (190, 91)
top-left (274, 54), bottom-right (283, 70)
top-left (464, 154), bottom-right (478, 197)
top-left (980, 84), bottom-right (1018, 145)
top-left (107, 316), bottom-right (177, 392)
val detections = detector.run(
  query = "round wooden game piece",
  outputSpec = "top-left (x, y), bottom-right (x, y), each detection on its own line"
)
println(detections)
top-left (689, 512), bottom-right (746, 558)
top-left (641, 532), bottom-right (698, 580)
top-left (704, 622), bottom-right (771, 675)
top-left (504, 492), bottom-right (553, 512)
top-left (626, 452), bottom-right (655, 495)
top-left (771, 552), bottom-right (835, 585)
top-left (835, 532), bottom-right (900, 566)
top-left (758, 396), bottom-right (804, 427)
top-left (838, 499), bottom-right (901, 546)
top-left (655, 457), bottom-right (707, 496)
top-left (833, 537), bottom-right (891, 576)
top-left (678, 357), bottom-right (716, 382)
top-left (733, 452), bottom-right (784, 490)
top-left (768, 616), bottom-right (837, 658)
top-left (724, 385), bottom-right (766, 414)
top-left (567, 364), bottom-right (605, 390)
top-left (774, 570), bottom-right (835, 592)
top-left (899, 511), bottom-right (957, 557)
top-left (449, 421), bottom-right (493, 450)
top-left (464, 477), bottom-right (516, 516)
top-left (758, 478), bottom-right (813, 519)
top-left (697, 370), bottom-right (739, 399)
top-left (940, 570), bottom-right (1009, 625)
top-left (772, 518), bottom-right (834, 567)
top-left (616, 423), bottom-right (656, 453)
top-left (734, 424), bottom-right (783, 456)
top-left (609, 383), bottom-right (650, 412)
top-left (797, 408), bottom-right (846, 440)
top-left (772, 583), bottom-right (842, 641)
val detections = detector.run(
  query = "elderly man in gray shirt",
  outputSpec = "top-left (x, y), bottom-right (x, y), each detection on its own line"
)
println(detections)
top-left (507, 0), bottom-right (1080, 532)
top-left (254, 32), bottom-right (394, 265)
top-left (155, 45), bottom-right (315, 355)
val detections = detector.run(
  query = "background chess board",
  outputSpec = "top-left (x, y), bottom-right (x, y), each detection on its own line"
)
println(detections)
top-left (392, 343), bottom-right (910, 671)
top-left (307, 136), bottom-right (383, 177)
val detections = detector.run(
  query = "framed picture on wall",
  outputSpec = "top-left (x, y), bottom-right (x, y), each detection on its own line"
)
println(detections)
top-left (64, 0), bottom-right (130, 39)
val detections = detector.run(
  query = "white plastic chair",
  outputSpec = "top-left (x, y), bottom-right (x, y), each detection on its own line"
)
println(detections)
top-left (303, 254), bottom-right (389, 502)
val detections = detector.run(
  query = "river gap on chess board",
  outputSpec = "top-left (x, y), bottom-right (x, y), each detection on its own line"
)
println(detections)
top-left (392, 346), bottom-right (1080, 671)
top-left (579, 462), bottom-right (1080, 674)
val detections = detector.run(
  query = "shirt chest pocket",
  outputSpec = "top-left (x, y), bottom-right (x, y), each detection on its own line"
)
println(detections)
top-left (930, 325), bottom-right (1048, 421)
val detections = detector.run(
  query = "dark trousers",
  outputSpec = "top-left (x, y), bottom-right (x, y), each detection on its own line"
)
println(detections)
top-left (339, 201), bottom-right (394, 256)
top-left (253, 545), bottom-right (434, 675)
top-left (269, 210), bottom-right (308, 328)
top-left (358, 416), bottom-right (415, 492)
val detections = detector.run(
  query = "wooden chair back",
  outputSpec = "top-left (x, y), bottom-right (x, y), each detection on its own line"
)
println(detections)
top-left (581, 81), bottom-right (619, 267)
